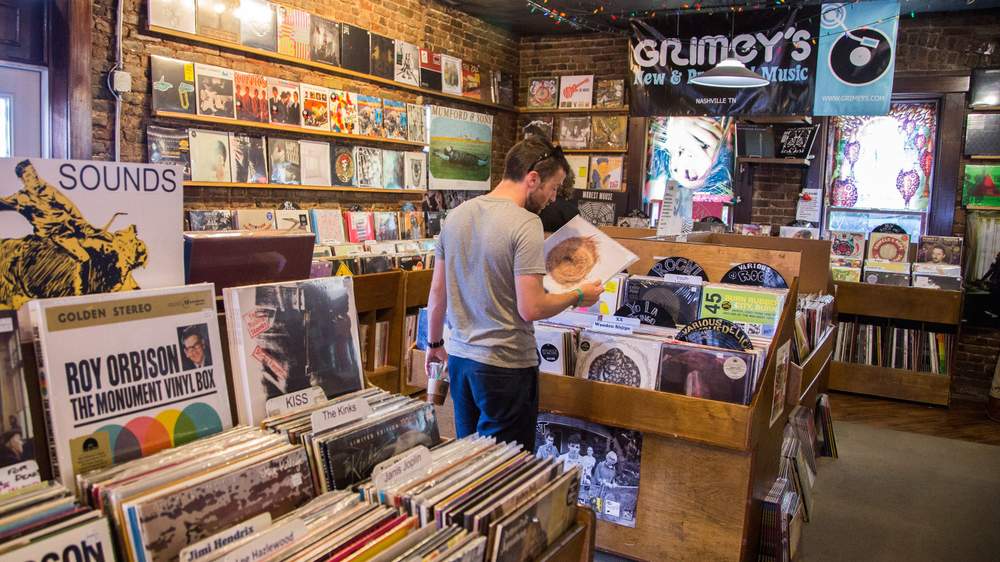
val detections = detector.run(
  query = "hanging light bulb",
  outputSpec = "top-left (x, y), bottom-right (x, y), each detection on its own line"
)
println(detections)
top-left (689, 58), bottom-right (770, 88)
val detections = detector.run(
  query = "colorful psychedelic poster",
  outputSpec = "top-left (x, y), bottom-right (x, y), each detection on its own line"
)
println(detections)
top-left (962, 164), bottom-right (1000, 209)
top-left (428, 106), bottom-right (493, 191)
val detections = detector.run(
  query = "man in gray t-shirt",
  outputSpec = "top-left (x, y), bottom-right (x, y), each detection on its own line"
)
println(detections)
top-left (425, 136), bottom-right (603, 449)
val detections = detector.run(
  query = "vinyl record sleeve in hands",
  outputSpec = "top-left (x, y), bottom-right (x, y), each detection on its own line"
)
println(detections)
top-left (543, 216), bottom-right (638, 293)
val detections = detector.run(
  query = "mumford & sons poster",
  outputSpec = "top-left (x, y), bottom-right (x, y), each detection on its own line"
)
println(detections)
top-left (28, 284), bottom-right (233, 487)
top-left (535, 412), bottom-right (642, 528)
top-left (0, 158), bottom-right (184, 311)
top-left (629, 6), bottom-right (820, 116)
top-left (428, 106), bottom-right (493, 191)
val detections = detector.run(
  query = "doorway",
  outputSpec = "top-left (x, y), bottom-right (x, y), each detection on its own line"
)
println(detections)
top-left (0, 62), bottom-right (48, 158)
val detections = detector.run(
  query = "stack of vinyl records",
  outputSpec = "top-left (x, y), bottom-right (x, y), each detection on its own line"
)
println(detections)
top-left (758, 477), bottom-right (803, 562)
top-left (534, 323), bottom-right (580, 376)
top-left (794, 293), bottom-right (835, 362)
top-left (0, 482), bottom-right (115, 560)
top-left (815, 394), bottom-right (838, 459)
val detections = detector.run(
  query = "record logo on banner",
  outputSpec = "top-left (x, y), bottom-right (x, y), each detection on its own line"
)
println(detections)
top-left (813, 1), bottom-right (900, 116)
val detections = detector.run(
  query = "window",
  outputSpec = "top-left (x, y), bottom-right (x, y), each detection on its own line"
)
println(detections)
top-left (0, 95), bottom-right (11, 158)
top-left (826, 101), bottom-right (939, 239)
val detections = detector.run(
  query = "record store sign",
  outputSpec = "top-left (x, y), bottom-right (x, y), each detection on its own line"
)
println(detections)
top-left (629, 6), bottom-right (821, 116)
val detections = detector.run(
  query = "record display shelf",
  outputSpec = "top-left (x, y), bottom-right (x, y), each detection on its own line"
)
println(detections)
top-left (517, 106), bottom-right (630, 114)
top-left (401, 269), bottom-right (434, 396)
top-left (146, 25), bottom-right (516, 113)
top-left (736, 157), bottom-right (811, 166)
top-left (155, 110), bottom-right (428, 149)
top-left (561, 148), bottom-right (627, 154)
top-left (183, 181), bottom-right (426, 196)
top-left (829, 282), bottom-right (963, 406)
top-left (352, 271), bottom-right (406, 393)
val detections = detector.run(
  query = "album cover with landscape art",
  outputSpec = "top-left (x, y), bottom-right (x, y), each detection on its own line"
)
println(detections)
top-left (382, 150), bottom-right (405, 189)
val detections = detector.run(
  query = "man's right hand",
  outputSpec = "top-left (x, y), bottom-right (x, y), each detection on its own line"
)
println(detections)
top-left (577, 280), bottom-right (605, 307)
top-left (424, 346), bottom-right (448, 377)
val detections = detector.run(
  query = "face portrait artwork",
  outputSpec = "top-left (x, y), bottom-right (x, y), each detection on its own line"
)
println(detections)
top-left (177, 323), bottom-right (213, 370)
top-left (644, 116), bottom-right (735, 202)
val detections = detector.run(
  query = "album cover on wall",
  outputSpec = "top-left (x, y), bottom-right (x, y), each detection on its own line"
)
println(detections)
top-left (588, 156), bottom-right (624, 191)
top-left (228, 133), bottom-right (268, 183)
top-left (440, 54), bottom-right (463, 95)
top-left (277, 5), bottom-right (310, 59)
top-left (964, 113), bottom-right (1000, 157)
top-left (239, 0), bottom-right (277, 51)
top-left (867, 232), bottom-right (910, 262)
top-left (267, 77), bottom-right (301, 126)
top-left (394, 40), bottom-right (420, 86)
top-left (591, 115), bottom-right (628, 149)
top-left (559, 75), bottom-right (594, 109)
top-left (544, 216), bottom-right (638, 292)
top-left (565, 154), bottom-right (589, 188)
top-left (147, 125), bottom-right (192, 180)
top-left (149, 0), bottom-right (196, 33)
top-left (370, 33), bottom-right (395, 80)
top-left (575, 330), bottom-right (660, 389)
top-left (332, 145), bottom-right (355, 186)
top-left (461, 61), bottom-right (481, 99)
top-left (345, 211), bottom-right (376, 242)
top-left (382, 99), bottom-right (408, 140)
top-left (187, 210), bottom-right (236, 231)
top-left (420, 49), bottom-right (443, 90)
top-left (624, 275), bottom-right (703, 326)
top-left (308, 209), bottom-right (344, 245)
top-left (374, 211), bottom-right (400, 241)
top-left (356, 95), bottom-right (384, 137)
top-left (234, 209), bottom-right (277, 230)
top-left (150, 55), bottom-right (196, 114)
top-left (299, 140), bottom-right (332, 186)
top-left (189, 129), bottom-right (232, 182)
top-left (658, 341), bottom-right (758, 405)
top-left (399, 210), bottom-right (425, 239)
top-left (275, 209), bottom-right (312, 232)
top-left (194, 63), bottom-right (236, 118)
top-left (828, 231), bottom-right (866, 260)
top-left (300, 84), bottom-right (330, 130)
top-left (234, 72), bottom-right (269, 122)
top-left (528, 78), bottom-right (558, 109)
top-left (407, 103), bottom-right (427, 143)
top-left (578, 201), bottom-right (616, 227)
top-left (557, 116), bottom-right (590, 149)
top-left (330, 89), bottom-right (357, 134)
top-left (779, 226), bottom-right (820, 240)
top-left (594, 78), bottom-right (625, 108)
top-left (340, 23), bottom-right (371, 74)
top-left (309, 15), bottom-right (341, 65)
top-left (404, 151), bottom-right (427, 190)
top-left (382, 149), bottom-right (405, 189)
top-left (916, 235), bottom-right (963, 265)
top-left (267, 137), bottom-right (301, 184)
top-left (195, 0), bottom-right (239, 42)
top-left (354, 146), bottom-right (383, 187)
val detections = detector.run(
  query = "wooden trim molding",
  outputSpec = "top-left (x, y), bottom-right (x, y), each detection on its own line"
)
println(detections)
top-left (49, 0), bottom-right (91, 159)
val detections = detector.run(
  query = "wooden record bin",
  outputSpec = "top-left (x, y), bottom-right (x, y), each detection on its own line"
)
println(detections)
top-left (351, 271), bottom-right (405, 393)
top-left (400, 269), bottom-right (434, 395)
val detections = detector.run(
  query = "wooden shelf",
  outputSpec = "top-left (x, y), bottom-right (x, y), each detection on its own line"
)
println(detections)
top-left (156, 110), bottom-right (428, 148)
top-left (366, 365), bottom-right (400, 392)
top-left (517, 106), bottom-right (629, 114)
top-left (739, 116), bottom-right (812, 125)
top-left (798, 326), bottom-right (836, 406)
top-left (147, 25), bottom-right (515, 113)
top-left (968, 155), bottom-right (1000, 160)
top-left (834, 281), bottom-right (963, 325)
top-left (184, 181), bottom-right (425, 195)
top-left (737, 157), bottom-right (810, 166)
top-left (966, 204), bottom-right (1000, 211)
top-left (829, 361), bottom-right (951, 406)
top-left (968, 105), bottom-right (1000, 110)
top-left (561, 148), bottom-right (627, 154)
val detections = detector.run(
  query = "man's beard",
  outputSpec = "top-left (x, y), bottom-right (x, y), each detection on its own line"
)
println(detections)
top-left (525, 191), bottom-right (547, 215)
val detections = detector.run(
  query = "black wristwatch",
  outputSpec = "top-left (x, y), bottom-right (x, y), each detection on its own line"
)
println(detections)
top-left (428, 339), bottom-right (445, 349)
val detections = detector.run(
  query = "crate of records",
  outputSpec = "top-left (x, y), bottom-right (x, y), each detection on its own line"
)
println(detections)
top-left (826, 228), bottom-right (964, 290)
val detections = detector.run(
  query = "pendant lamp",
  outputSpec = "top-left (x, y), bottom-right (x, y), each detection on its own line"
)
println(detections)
top-left (689, 58), bottom-right (770, 89)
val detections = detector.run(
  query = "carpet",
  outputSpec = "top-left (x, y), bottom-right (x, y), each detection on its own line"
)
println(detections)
top-left (802, 421), bottom-right (1000, 562)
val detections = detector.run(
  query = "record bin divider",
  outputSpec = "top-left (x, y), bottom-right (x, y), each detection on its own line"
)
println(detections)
top-left (351, 271), bottom-right (405, 393)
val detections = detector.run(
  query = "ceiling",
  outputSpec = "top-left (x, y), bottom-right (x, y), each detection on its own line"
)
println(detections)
top-left (448, 0), bottom-right (1000, 36)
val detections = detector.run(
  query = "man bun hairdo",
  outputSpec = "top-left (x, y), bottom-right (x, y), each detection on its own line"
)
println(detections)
top-left (503, 135), bottom-right (570, 184)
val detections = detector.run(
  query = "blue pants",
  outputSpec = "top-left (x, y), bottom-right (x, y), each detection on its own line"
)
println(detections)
top-left (448, 355), bottom-right (539, 451)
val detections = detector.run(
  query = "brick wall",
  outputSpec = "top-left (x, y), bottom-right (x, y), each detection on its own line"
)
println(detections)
top-left (90, 0), bottom-right (518, 210)
top-left (749, 166), bottom-right (804, 227)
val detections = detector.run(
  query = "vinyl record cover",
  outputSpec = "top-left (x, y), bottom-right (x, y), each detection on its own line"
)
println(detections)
top-left (491, 469), bottom-right (580, 562)
top-left (721, 262), bottom-right (788, 289)
top-left (404, 152), bottom-right (427, 190)
top-left (300, 84), bottom-right (331, 131)
top-left (588, 156), bottom-right (624, 191)
top-left (440, 54), bottom-right (463, 95)
top-left (0, 311), bottom-right (37, 475)
top-left (658, 341), bottom-right (757, 404)
top-left (188, 129), bottom-right (232, 182)
top-left (27, 284), bottom-right (232, 486)
top-left (624, 275), bottom-right (703, 325)
top-left (734, 224), bottom-right (769, 237)
top-left (147, 125), bottom-right (192, 180)
top-left (239, 0), bottom-right (277, 51)
top-left (382, 99), bottom-right (408, 141)
top-left (194, 63), bottom-right (236, 118)
top-left (872, 223), bottom-right (906, 234)
top-left (461, 61), bottom-right (481, 99)
top-left (277, 5), bottom-right (310, 59)
top-left (382, 150), bottom-right (405, 189)
top-left (916, 235), bottom-right (962, 265)
top-left (523, 117), bottom-right (554, 142)
top-left (330, 257), bottom-right (362, 276)
top-left (5, 516), bottom-right (116, 562)
top-left (912, 273), bottom-right (962, 291)
top-left (575, 330), bottom-right (660, 389)
top-left (345, 211), bottom-right (376, 243)
top-left (590, 115), bottom-right (627, 150)
top-left (420, 49), bottom-right (443, 91)
top-left (528, 78), bottom-right (558, 109)
top-left (778, 226), bottom-right (820, 240)
top-left (234, 71), bottom-right (270, 122)
top-left (577, 201), bottom-right (616, 227)
top-left (330, 90), bottom-right (357, 134)
top-left (867, 232), bottom-right (910, 262)
top-left (396, 254), bottom-right (426, 271)
top-left (828, 231), bottom-right (866, 260)
top-left (374, 211), bottom-right (400, 241)
top-left (357, 95), bottom-right (384, 138)
top-left (311, 260), bottom-right (333, 278)
top-left (150, 55), bottom-right (196, 114)
top-left (399, 210), bottom-right (425, 240)
top-left (228, 134), bottom-right (268, 184)
top-left (332, 145), bottom-right (356, 186)
top-left (699, 284), bottom-right (786, 338)
top-left (275, 209), bottom-right (311, 232)
top-left (223, 277), bottom-right (365, 424)
top-left (299, 140), bottom-right (332, 186)
top-left (354, 146), bottom-right (383, 188)
top-left (428, 106), bottom-right (493, 191)
top-left (558, 75), bottom-right (594, 109)
top-left (831, 266), bottom-right (862, 282)
top-left (648, 256), bottom-right (708, 279)
top-left (863, 269), bottom-right (910, 286)
top-left (370, 33), bottom-right (395, 80)
top-left (310, 208), bottom-right (347, 244)
top-left (675, 317), bottom-right (753, 351)
top-left (149, 0), bottom-right (196, 33)
top-left (565, 155), bottom-right (589, 189)
top-left (394, 40), bottom-right (420, 86)
top-left (535, 324), bottom-right (573, 376)
top-left (187, 210), bottom-right (235, 231)
top-left (361, 254), bottom-right (395, 274)
top-left (234, 209), bottom-right (276, 230)
top-left (267, 138), bottom-right (301, 185)
top-left (195, 0), bottom-right (239, 42)
top-left (340, 23), bottom-right (371, 74)
top-left (534, 413), bottom-right (641, 528)
top-left (310, 15), bottom-right (341, 65)
top-left (407, 103), bottom-right (427, 144)
top-left (557, 116), bottom-right (590, 149)
top-left (267, 77), bottom-right (301, 126)
top-left (594, 78), bottom-right (625, 108)
top-left (544, 216), bottom-right (638, 292)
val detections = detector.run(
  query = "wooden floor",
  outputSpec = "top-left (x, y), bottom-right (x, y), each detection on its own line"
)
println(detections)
top-left (829, 391), bottom-right (1000, 447)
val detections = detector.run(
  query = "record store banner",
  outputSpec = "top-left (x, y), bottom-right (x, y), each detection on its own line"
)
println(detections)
top-left (629, 5), bottom-right (821, 116)
top-left (813, 1), bottom-right (900, 116)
